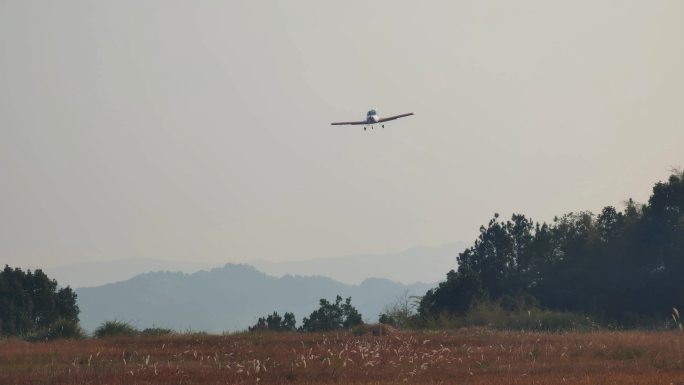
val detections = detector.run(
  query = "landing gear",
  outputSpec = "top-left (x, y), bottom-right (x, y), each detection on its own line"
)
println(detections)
top-left (382, 124), bottom-right (385, 128)
top-left (364, 127), bottom-right (367, 131)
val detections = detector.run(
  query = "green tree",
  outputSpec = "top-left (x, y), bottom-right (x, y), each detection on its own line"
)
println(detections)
top-left (419, 170), bottom-right (684, 326)
top-left (300, 296), bottom-right (363, 332)
top-left (0, 266), bottom-right (80, 337)
top-left (379, 290), bottom-right (419, 328)
top-left (249, 311), bottom-right (297, 332)
top-left (419, 268), bottom-right (486, 316)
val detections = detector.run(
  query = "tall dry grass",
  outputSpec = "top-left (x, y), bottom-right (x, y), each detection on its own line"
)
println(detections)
top-left (3, 329), bottom-right (684, 384)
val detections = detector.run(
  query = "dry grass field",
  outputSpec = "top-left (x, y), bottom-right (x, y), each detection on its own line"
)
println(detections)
top-left (2, 328), bottom-right (684, 384)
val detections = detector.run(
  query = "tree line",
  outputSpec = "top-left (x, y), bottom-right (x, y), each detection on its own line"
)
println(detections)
top-left (417, 170), bottom-right (684, 325)
top-left (249, 295), bottom-right (363, 333)
top-left (0, 266), bottom-right (80, 337)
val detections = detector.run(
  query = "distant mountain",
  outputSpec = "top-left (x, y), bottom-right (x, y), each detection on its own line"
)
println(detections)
top-left (251, 242), bottom-right (466, 285)
top-left (42, 259), bottom-right (214, 289)
top-left (76, 264), bottom-right (434, 333)
top-left (44, 242), bottom-right (465, 288)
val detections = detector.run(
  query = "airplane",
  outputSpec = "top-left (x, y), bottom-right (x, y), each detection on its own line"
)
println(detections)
top-left (331, 109), bottom-right (414, 131)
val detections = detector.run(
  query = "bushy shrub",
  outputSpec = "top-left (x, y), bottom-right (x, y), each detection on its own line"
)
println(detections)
top-left (47, 319), bottom-right (86, 339)
top-left (351, 323), bottom-right (397, 336)
top-left (417, 300), bottom-right (597, 332)
top-left (94, 320), bottom-right (139, 338)
top-left (141, 327), bottom-right (174, 336)
top-left (249, 312), bottom-right (296, 332)
top-left (181, 329), bottom-right (208, 336)
top-left (25, 319), bottom-right (85, 341)
top-left (461, 301), bottom-right (596, 331)
top-left (301, 296), bottom-right (363, 332)
top-left (379, 291), bottom-right (422, 329)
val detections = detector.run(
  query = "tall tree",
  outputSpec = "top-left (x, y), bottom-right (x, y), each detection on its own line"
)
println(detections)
top-left (0, 266), bottom-right (80, 336)
top-left (419, 170), bottom-right (684, 325)
top-left (300, 295), bottom-right (363, 332)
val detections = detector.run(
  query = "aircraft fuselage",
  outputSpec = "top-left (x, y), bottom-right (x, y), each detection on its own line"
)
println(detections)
top-left (330, 109), bottom-right (413, 129)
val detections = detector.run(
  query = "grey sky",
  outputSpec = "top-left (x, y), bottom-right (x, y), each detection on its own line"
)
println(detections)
top-left (1, 1), bottom-right (683, 268)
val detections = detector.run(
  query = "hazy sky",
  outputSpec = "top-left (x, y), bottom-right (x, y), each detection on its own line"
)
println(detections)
top-left (1, 1), bottom-right (683, 268)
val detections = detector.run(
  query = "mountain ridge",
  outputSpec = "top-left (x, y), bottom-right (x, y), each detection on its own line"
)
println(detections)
top-left (250, 241), bottom-right (466, 285)
top-left (76, 263), bottom-right (435, 333)
top-left (45, 242), bottom-right (465, 288)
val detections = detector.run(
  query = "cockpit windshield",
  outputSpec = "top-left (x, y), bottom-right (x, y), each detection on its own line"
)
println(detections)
top-left (367, 109), bottom-right (377, 116)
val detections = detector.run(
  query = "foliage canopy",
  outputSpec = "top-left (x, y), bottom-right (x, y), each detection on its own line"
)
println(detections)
top-left (249, 311), bottom-right (297, 332)
top-left (419, 170), bottom-right (684, 325)
top-left (300, 295), bottom-right (363, 332)
top-left (0, 266), bottom-right (80, 337)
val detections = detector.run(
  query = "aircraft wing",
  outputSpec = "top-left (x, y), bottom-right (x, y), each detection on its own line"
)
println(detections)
top-left (330, 120), bottom-right (368, 126)
top-left (377, 112), bottom-right (414, 123)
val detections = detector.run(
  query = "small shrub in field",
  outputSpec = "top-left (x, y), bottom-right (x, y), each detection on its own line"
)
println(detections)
top-left (416, 301), bottom-right (596, 331)
top-left (249, 311), bottom-right (297, 332)
top-left (25, 319), bottom-right (85, 341)
top-left (300, 295), bottom-right (363, 332)
top-left (46, 319), bottom-right (86, 340)
top-left (141, 327), bottom-right (174, 336)
top-left (351, 323), bottom-right (398, 336)
top-left (180, 330), bottom-right (209, 337)
top-left (460, 301), bottom-right (596, 331)
top-left (379, 290), bottom-right (420, 329)
top-left (420, 312), bottom-right (461, 330)
top-left (94, 321), bottom-right (139, 338)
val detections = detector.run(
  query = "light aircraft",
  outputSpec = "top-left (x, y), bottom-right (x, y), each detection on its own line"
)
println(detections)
top-left (331, 109), bottom-right (414, 130)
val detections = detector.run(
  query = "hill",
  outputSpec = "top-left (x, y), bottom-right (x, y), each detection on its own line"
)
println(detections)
top-left (75, 264), bottom-right (433, 333)
top-left (251, 241), bottom-right (466, 285)
top-left (40, 259), bottom-right (214, 289)
top-left (44, 242), bottom-right (463, 288)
